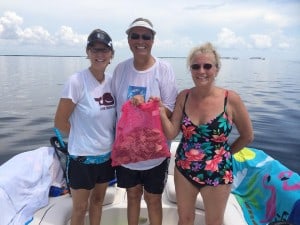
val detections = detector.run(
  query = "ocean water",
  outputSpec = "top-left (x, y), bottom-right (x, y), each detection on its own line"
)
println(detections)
top-left (0, 56), bottom-right (299, 173)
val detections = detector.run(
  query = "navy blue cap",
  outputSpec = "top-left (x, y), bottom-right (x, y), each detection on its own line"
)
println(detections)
top-left (87, 29), bottom-right (113, 50)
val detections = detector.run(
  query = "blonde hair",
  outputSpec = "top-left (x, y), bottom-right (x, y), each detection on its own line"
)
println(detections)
top-left (187, 42), bottom-right (221, 71)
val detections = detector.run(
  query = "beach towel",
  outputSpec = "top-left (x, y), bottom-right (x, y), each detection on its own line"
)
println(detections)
top-left (0, 146), bottom-right (65, 225)
top-left (232, 147), bottom-right (300, 225)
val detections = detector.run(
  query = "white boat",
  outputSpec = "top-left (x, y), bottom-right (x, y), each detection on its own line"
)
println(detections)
top-left (2, 140), bottom-right (299, 225)
top-left (30, 141), bottom-right (247, 225)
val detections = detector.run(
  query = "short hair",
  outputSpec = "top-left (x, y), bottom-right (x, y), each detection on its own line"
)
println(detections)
top-left (187, 42), bottom-right (221, 71)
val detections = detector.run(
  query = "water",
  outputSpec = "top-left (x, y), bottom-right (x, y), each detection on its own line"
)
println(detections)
top-left (0, 56), bottom-right (299, 174)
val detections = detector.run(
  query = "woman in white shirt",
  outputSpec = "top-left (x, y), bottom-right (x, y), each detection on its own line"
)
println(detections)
top-left (54, 29), bottom-right (116, 225)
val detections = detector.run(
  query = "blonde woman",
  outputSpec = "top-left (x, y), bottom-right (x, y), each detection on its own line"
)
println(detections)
top-left (160, 42), bottom-right (254, 225)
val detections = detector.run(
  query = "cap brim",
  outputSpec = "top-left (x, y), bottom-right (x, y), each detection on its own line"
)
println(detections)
top-left (125, 20), bottom-right (156, 35)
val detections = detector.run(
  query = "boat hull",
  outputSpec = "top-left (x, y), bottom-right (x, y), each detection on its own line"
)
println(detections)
top-left (31, 142), bottom-right (247, 225)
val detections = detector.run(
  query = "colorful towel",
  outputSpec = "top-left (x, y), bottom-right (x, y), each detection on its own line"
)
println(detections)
top-left (232, 147), bottom-right (300, 225)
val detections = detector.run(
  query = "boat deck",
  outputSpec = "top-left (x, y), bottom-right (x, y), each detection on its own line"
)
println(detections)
top-left (31, 142), bottom-right (247, 225)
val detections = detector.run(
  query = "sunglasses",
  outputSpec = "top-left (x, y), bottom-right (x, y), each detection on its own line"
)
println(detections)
top-left (90, 47), bottom-right (111, 54)
top-left (130, 33), bottom-right (153, 41)
top-left (190, 63), bottom-right (213, 70)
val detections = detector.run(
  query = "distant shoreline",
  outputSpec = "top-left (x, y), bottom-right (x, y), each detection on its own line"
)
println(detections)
top-left (0, 55), bottom-right (242, 59)
top-left (0, 54), bottom-right (187, 58)
top-left (0, 54), bottom-right (86, 58)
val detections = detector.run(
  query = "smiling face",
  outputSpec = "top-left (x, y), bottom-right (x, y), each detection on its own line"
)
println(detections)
top-left (86, 42), bottom-right (113, 71)
top-left (127, 27), bottom-right (154, 57)
top-left (190, 52), bottom-right (218, 87)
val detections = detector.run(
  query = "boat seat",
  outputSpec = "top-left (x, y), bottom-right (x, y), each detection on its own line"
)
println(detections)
top-left (168, 141), bottom-right (178, 176)
top-left (32, 186), bottom-right (117, 225)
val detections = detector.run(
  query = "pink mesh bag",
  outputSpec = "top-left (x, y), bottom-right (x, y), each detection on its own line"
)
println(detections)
top-left (112, 99), bottom-right (170, 166)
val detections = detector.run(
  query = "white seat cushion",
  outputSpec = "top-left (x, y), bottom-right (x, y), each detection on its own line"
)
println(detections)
top-left (32, 186), bottom-right (117, 225)
top-left (103, 186), bottom-right (117, 205)
top-left (168, 141), bottom-right (179, 175)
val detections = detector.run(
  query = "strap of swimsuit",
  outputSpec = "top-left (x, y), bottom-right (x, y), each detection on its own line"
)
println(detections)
top-left (182, 90), bottom-right (190, 114)
top-left (224, 90), bottom-right (229, 112)
top-left (184, 89), bottom-right (228, 113)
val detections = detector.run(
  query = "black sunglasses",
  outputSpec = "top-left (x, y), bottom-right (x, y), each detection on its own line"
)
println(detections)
top-left (130, 33), bottom-right (153, 41)
top-left (190, 63), bottom-right (213, 70)
top-left (90, 47), bottom-right (110, 54)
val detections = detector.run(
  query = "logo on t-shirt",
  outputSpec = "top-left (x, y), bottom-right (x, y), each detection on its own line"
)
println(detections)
top-left (127, 86), bottom-right (146, 100)
top-left (94, 92), bottom-right (115, 110)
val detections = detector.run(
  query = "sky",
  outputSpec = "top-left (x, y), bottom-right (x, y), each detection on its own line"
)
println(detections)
top-left (0, 0), bottom-right (299, 60)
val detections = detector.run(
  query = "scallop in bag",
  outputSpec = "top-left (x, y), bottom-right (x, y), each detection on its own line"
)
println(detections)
top-left (112, 99), bottom-right (170, 166)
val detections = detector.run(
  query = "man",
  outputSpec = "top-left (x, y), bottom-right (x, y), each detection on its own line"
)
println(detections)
top-left (111, 18), bottom-right (178, 225)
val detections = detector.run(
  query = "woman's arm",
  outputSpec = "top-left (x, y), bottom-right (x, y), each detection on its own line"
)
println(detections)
top-left (159, 91), bottom-right (187, 140)
top-left (228, 90), bottom-right (254, 154)
top-left (54, 98), bottom-right (76, 135)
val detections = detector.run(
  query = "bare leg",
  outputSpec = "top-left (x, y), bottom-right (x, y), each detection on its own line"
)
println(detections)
top-left (174, 167), bottom-right (199, 225)
top-left (89, 182), bottom-right (109, 225)
top-left (144, 190), bottom-right (163, 225)
top-left (70, 188), bottom-right (90, 225)
top-left (200, 184), bottom-right (231, 225)
top-left (127, 184), bottom-right (143, 225)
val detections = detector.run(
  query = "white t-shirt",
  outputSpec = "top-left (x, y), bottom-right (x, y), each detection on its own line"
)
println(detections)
top-left (112, 57), bottom-right (178, 170)
top-left (61, 68), bottom-right (116, 156)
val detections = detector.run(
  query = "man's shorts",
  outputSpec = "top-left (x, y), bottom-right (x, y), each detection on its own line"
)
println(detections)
top-left (68, 157), bottom-right (115, 190)
top-left (116, 158), bottom-right (169, 194)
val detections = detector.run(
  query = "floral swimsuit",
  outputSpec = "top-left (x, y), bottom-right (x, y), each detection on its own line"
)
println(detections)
top-left (175, 90), bottom-right (234, 188)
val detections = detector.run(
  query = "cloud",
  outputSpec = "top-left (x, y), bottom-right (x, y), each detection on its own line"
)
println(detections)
top-left (0, 0), bottom-right (299, 60)
top-left (0, 11), bottom-right (23, 39)
top-left (216, 28), bottom-right (247, 48)
top-left (250, 34), bottom-right (272, 48)
top-left (263, 12), bottom-right (290, 28)
top-left (19, 26), bottom-right (53, 44)
top-left (184, 1), bottom-right (226, 10)
top-left (54, 26), bottom-right (86, 46)
top-left (278, 42), bottom-right (290, 49)
top-left (0, 11), bottom-right (86, 47)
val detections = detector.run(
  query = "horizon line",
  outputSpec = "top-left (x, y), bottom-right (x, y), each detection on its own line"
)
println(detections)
top-left (0, 54), bottom-right (244, 59)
